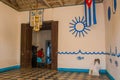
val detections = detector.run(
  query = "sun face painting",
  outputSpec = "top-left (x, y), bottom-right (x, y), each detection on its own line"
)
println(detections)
top-left (69, 16), bottom-right (91, 37)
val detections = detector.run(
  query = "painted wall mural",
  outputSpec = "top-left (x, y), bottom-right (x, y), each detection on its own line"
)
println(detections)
top-left (69, 0), bottom-right (97, 37)
top-left (107, 0), bottom-right (117, 21)
top-left (108, 46), bottom-right (119, 67)
top-left (58, 50), bottom-right (105, 55)
top-left (58, 49), bottom-right (120, 58)
top-left (108, 6), bottom-right (111, 21)
top-left (109, 58), bottom-right (112, 63)
top-left (112, 0), bottom-right (117, 14)
top-left (69, 16), bottom-right (91, 37)
top-left (109, 46), bottom-right (120, 57)
top-left (77, 56), bottom-right (84, 60)
top-left (115, 61), bottom-right (118, 67)
top-left (58, 47), bottom-right (120, 66)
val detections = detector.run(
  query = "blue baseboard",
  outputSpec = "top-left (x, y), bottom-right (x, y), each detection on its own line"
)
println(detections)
top-left (58, 68), bottom-right (114, 80)
top-left (58, 68), bottom-right (89, 73)
top-left (106, 71), bottom-right (115, 80)
top-left (0, 65), bottom-right (20, 73)
top-left (99, 69), bottom-right (107, 74)
top-left (58, 68), bottom-right (107, 74)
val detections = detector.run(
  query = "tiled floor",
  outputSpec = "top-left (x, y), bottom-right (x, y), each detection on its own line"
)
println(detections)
top-left (0, 68), bottom-right (109, 80)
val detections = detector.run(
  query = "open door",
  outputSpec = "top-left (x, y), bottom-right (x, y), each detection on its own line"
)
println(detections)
top-left (21, 23), bottom-right (32, 68)
top-left (20, 21), bottom-right (58, 69)
top-left (51, 21), bottom-right (58, 70)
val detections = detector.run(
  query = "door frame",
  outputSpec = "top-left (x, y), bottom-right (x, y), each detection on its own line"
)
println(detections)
top-left (20, 21), bottom-right (58, 69)
top-left (20, 23), bottom-right (32, 68)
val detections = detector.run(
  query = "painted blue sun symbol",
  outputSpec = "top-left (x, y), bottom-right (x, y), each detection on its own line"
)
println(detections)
top-left (69, 16), bottom-right (91, 37)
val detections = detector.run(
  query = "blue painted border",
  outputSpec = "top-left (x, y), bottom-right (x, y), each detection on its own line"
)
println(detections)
top-left (0, 65), bottom-right (20, 73)
top-left (106, 71), bottom-right (115, 80)
top-left (58, 50), bottom-right (105, 55)
top-left (58, 68), bottom-right (115, 80)
top-left (58, 50), bottom-right (120, 58)
top-left (58, 68), bottom-right (89, 73)
top-left (58, 68), bottom-right (106, 74)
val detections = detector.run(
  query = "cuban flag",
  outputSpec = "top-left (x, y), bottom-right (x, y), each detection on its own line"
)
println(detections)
top-left (84, 0), bottom-right (97, 27)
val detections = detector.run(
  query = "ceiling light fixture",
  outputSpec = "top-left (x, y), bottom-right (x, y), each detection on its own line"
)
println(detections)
top-left (30, 0), bottom-right (44, 31)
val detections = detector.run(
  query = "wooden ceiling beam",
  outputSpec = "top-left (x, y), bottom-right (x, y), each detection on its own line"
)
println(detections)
top-left (0, 0), bottom-right (19, 11)
top-left (58, 0), bottom-right (63, 6)
top-left (0, 0), bottom-right (104, 11)
top-left (75, 0), bottom-right (84, 5)
top-left (9, 0), bottom-right (19, 8)
top-left (42, 0), bottom-right (51, 8)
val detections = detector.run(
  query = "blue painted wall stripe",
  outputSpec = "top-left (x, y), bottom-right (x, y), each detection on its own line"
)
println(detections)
top-left (58, 68), bottom-right (107, 74)
top-left (99, 69), bottom-right (107, 74)
top-left (0, 65), bottom-right (20, 73)
top-left (58, 68), bottom-right (89, 73)
top-left (58, 50), bottom-right (120, 58)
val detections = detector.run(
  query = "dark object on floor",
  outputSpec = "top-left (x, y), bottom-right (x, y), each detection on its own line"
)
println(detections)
top-left (32, 45), bottom-right (38, 68)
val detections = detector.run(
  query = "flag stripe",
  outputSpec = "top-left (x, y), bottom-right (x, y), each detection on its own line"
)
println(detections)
top-left (88, 7), bottom-right (91, 26)
top-left (93, 0), bottom-right (97, 24)
top-left (84, 0), bottom-right (87, 26)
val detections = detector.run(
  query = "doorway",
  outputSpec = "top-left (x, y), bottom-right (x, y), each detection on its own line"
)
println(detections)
top-left (21, 21), bottom-right (58, 70)
top-left (45, 40), bottom-right (51, 64)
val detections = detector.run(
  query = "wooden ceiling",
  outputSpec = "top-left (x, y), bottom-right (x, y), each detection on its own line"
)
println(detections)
top-left (0, 0), bottom-right (103, 11)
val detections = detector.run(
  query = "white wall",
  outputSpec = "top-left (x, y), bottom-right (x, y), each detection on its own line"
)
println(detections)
top-left (32, 31), bottom-right (37, 46)
top-left (56, 4), bottom-right (106, 69)
top-left (0, 2), bottom-right (19, 68)
top-left (0, 2), bottom-right (106, 70)
top-left (36, 30), bottom-right (51, 50)
top-left (18, 3), bottom-right (106, 69)
top-left (103, 0), bottom-right (120, 80)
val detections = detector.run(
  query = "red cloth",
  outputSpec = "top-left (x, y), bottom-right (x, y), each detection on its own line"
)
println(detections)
top-left (37, 50), bottom-right (44, 58)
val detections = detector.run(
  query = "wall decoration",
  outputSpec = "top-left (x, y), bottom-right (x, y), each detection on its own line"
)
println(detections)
top-left (110, 58), bottom-right (112, 63)
top-left (30, 9), bottom-right (44, 31)
top-left (58, 50), bottom-right (105, 55)
top-left (111, 53), bottom-right (116, 56)
top-left (84, 0), bottom-right (97, 27)
top-left (77, 56), bottom-right (84, 60)
top-left (115, 61), bottom-right (118, 67)
top-left (108, 6), bottom-right (111, 21)
top-left (117, 54), bottom-right (120, 57)
top-left (69, 16), bottom-right (91, 37)
top-left (115, 47), bottom-right (119, 57)
top-left (112, 0), bottom-right (117, 14)
top-left (58, 49), bottom-right (120, 58)
top-left (108, 46), bottom-right (120, 58)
